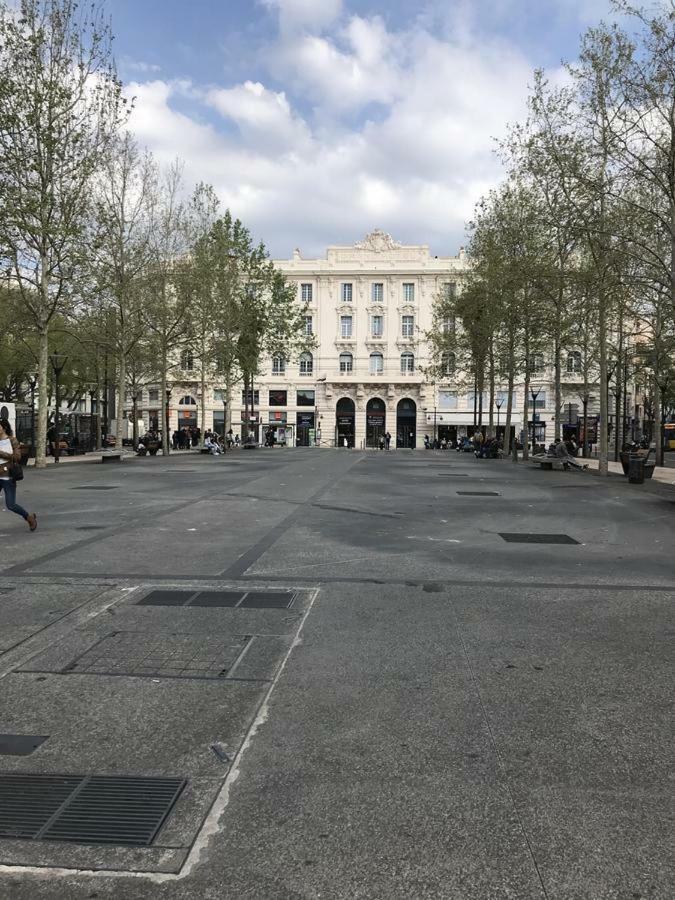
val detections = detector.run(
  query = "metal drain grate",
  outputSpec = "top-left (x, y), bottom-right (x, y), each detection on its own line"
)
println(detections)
top-left (0, 774), bottom-right (185, 846)
top-left (61, 631), bottom-right (250, 679)
top-left (71, 486), bottom-right (118, 491)
top-left (499, 533), bottom-right (579, 545)
top-left (0, 734), bottom-right (49, 756)
top-left (136, 589), bottom-right (295, 609)
top-left (457, 491), bottom-right (500, 496)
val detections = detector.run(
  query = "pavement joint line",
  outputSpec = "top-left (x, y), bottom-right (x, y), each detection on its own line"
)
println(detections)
top-left (4, 572), bottom-right (674, 591)
top-left (451, 607), bottom-right (551, 900)
top-left (0, 586), bottom-right (321, 883)
top-left (219, 452), bottom-right (367, 578)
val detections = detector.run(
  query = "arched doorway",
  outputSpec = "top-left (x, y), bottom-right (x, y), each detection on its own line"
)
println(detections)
top-left (396, 398), bottom-right (417, 448)
top-left (335, 397), bottom-right (355, 448)
top-left (178, 395), bottom-right (198, 430)
top-left (366, 397), bottom-right (386, 448)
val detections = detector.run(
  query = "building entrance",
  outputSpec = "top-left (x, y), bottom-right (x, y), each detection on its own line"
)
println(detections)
top-left (296, 411), bottom-right (315, 447)
top-left (366, 397), bottom-right (386, 448)
top-left (396, 398), bottom-right (416, 448)
top-left (335, 398), bottom-right (355, 448)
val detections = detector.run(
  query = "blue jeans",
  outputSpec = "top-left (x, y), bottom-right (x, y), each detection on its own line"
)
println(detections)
top-left (0, 479), bottom-right (29, 520)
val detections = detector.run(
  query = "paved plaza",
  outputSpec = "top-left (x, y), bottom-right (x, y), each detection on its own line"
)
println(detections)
top-left (0, 448), bottom-right (672, 899)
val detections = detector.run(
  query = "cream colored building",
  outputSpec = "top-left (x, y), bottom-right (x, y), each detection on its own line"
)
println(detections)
top-left (129, 230), bottom-right (615, 449)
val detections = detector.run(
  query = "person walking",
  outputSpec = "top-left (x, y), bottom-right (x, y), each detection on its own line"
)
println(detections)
top-left (385, 431), bottom-right (391, 451)
top-left (0, 418), bottom-right (37, 532)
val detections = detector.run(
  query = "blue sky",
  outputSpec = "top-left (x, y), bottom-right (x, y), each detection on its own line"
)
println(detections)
top-left (109, 0), bottom-right (618, 257)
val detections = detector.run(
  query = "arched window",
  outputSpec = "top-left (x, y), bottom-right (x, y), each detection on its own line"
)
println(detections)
top-left (369, 352), bottom-right (384, 375)
top-left (299, 352), bottom-right (313, 376)
top-left (401, 352), bottom-right (415, 374)
top-left (441, 351), bottom-right (455, 376)
top-left (179, 395), bottom-right (196, 406)
top-left (529, 353), bottom-right (545, 373)
top-left (339, 352), bottom-right (353, 373)
top-left (566, 351), bottom-right (582, 373)
top-left (272, 355), bottom-right (286, 376)
top-left (180, 350), bottom-right (194, 370)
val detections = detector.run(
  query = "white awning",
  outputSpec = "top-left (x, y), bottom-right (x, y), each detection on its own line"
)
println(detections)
top-left (425, 411), bottom-right (523, 426)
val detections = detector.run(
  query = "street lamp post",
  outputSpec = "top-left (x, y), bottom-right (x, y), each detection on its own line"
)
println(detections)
top-left (27, 374), bottom-right (37, 458)
top-left (165, 386), bottom-right (172, 456)
top-left (530, 388), bottom-right (540, 453)
top-left (495, 397), bottom-right (504, 439)
top-left (49, 352), bottom-right (67, 464)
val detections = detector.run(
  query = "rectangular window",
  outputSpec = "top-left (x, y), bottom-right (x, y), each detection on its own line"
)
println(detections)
top-left (371, 315), bottom-right (383, 337)
top-left (403, 283), bottom-right (415, 302)
top-left (532, 392), bottom-right (547, 409)
top-left (341, 283), bottom-right (353, 302)
top-left (439, 391), bottom-right (457, 409)
top-left (269, 389), bottom-right (287, 407)
top-left (370, 354), bottom-right (384, 375)
top-left (301, 283), bottom-right (313, 303)
top-left (339, 353), bottom-right (353, 373)
top-left (296, 389), bottom-right (315, 407)
top-left (466, 392), bottom-right (489, 408)
top-left (305, 315), bottom-right (313, 336)
top-left (441, 316), bottom-right (455, 334)
top-left (495, 391), bottom-right (517, 407)
top-left (241, 389), bottom-right (260, 405)
top-left (340, 315), bottom-right (353, 338)
top-left (213, 389), bottom-right (224, 403)
top-left (371, 282), bottom-right (383, 302)
top-left (443, 282), bottom-right (456, 300)
top-left (148, 389), bottom-right (159, 403)
top-left (402, 315), bottom-right (414, 337)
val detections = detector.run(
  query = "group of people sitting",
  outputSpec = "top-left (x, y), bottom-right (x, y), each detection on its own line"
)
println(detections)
top-left (172, 426), bottom-right (201, 450)
top-left (204, 429), bottom-right (240, 454)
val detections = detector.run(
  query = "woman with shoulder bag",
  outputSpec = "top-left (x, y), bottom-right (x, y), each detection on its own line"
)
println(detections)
top-left (0, 417), bottom-right (37, 532)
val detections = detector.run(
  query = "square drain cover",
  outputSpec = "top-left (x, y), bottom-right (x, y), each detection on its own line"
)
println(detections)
top-left (457, 491), bottom-right (500, 496)
top-left (499, 533), bottom-right (579, 545)
top-left (0, 734), bottom-right (49, 756)
top-left (0, 774), bottom-right (185, 845)
top-left (62, 631), bottom-right (250, 679)
top-left (240, 591), bottom-right (294, 609)
top-left (137, 590), bottom-right (196, 606)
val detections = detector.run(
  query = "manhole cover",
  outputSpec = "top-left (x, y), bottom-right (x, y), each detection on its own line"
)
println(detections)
top-left (457, 491), bottom-right (500, 496)
top-left (499, 533), bottom-right (579, 545)
top-left (0, 734), bottom-right (49, 756)
top-left (136, 589), bottom-right (295, 609)
top-left (0, 773), bottom-right (185, 846)
top-left (62, 631), bottom-right (250, 679)
top-left (71, 486), bottom-right (118, 491)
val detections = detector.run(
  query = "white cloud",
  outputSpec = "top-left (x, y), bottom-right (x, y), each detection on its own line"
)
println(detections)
top-left (122, 59), bottom-right (162, 74)
top-left (125, 6), bottom-right (578, 257)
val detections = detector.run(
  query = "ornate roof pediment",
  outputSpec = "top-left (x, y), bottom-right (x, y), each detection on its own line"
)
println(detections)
top-left (354, 229), bottom-right (402, 252)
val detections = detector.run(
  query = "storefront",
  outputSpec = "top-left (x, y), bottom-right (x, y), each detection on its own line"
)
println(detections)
top-left (396, 398), bottom-right (416, 448)
top-left (366, 397), bottom-right (386, 448)
top-left (296, 411), bottom-right (315, 446)
top-left (336, 398), bottom-right (355, 448)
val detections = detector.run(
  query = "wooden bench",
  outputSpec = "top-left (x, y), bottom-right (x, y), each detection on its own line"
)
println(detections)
top-left (101, 452), bottom-right (122, 463)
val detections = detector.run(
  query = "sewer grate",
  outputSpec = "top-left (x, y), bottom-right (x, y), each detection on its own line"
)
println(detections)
top-left (0, 734), bottom-right (49, 756)
top-left (71, 486), bottom-right (118, 491)
top-left (136, 589), bottom-right (296, 609)
top-left (190, 591), bottom-right (245, 607)
top-left (61, 631), bottom-right (250, 679)
top-left (240, 591), bottom-right (294, 609)
top-left (457, 491), bottom-right (500, 496)
top-left (0, 773), bottom-right (185, 846)
top-left (499, 533), bottom-right (579, 545)
top-left (137, 590), bottom-right (196, 606)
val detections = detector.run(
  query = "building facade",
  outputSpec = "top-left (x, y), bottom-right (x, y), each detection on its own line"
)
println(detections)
top-left (128, 229), bottom-right (622, 449)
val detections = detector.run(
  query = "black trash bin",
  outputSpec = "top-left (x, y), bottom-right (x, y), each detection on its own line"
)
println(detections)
top-left (628, 454), bottom-right (646, 484)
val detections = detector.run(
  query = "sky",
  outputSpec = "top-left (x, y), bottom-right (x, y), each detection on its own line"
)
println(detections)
top-left (109, 0), bottom-right (619, 258)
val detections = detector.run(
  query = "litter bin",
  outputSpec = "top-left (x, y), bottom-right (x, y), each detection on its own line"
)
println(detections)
top-left (628, 454), bottom-right (646, 484)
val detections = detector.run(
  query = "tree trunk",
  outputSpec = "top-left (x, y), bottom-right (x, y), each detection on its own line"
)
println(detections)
top-left (488, 341), bottom-right (495, 435)
top-left (654, 376), bottom-right (663, 468)
top-left (200, 354), bottom-right (207, 446)
top-left (505, 365), bottom-right (515, 457)
top-left (115, 345), bottom-right (126, 449)
top-left (598, 277), bottom-right (609, 475)
top-left (35, 327), bottom-right (49, 469)
top-left (161, 366), bottom-right (169, 456)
